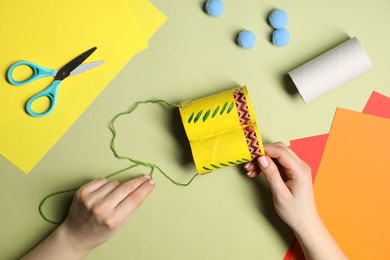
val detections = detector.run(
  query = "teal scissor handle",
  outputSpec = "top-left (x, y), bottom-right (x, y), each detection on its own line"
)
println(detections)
top-left (7, 60), bottom-right (56, 86)
top-left (25, 80), bottom-right (61, 117)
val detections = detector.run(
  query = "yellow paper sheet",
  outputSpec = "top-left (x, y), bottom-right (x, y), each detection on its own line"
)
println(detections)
top-left (126, 0), bottom-right (167, 39)
top-left (0, 0), bottom-right (151, 173)
top-left (314, 108), bottom-right (390, 259)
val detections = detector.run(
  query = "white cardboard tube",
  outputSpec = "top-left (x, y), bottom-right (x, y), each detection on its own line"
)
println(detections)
top-left (288, 37), bottom-right (372, 103)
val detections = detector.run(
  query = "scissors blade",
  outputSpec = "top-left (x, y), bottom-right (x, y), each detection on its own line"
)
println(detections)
top-left (55, 47), bottom-right (97, 81)
top-left (68, 60), bottom-right (104, 77)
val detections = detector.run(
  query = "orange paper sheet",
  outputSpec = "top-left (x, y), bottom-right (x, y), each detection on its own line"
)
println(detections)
top-left (313, 108), bottom-right (390, 259)
top-left (285, 91), bottom-right (390, 260)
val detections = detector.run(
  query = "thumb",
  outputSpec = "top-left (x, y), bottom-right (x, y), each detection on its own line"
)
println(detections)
top-left (257, 156), bottom-right (290, 197)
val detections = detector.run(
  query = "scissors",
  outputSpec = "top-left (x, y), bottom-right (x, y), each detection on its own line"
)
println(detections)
top-left (7, 47), bottom-right (104, 117)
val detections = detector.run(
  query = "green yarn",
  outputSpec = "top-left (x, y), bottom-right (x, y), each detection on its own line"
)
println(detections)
top-left (109, 99), bottom-right (198, 186)
top-left (39, 99), bottom-right (199, 225)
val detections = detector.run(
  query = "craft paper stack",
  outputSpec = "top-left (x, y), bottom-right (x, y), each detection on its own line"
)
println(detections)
top-left (0, 0), bottom-right (166, 173)
top-left (284, 91), bottom-right (390, 260)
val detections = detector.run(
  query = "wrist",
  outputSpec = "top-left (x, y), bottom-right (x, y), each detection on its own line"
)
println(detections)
top-left (292, 212), bottom-right (323, 237)
top-left (292, 213), bottom-right (347, 260)
top-left (55, 222), bottom-right (92, 258)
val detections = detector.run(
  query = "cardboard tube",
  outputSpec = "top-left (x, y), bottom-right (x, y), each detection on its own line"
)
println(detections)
top-left (179, 87), bottom-right (264, 174)
top-left (288, 37), bottom-right (372, 103)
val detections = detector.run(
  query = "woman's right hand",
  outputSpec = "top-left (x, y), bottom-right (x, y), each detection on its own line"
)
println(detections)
top-left (245, 142), bottom-right (348, 260)
top-left (245, 142), bottom-right (317, 230)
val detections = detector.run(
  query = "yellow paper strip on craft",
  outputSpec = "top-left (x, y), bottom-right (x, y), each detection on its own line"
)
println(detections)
top-left (179, 87), bottom-right (264, 174)
top-left (125, 0), bottom-right (167, 39)
top-left (0, 0), bottom-right (155, 173)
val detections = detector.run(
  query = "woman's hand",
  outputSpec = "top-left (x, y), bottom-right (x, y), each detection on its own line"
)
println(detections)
top-left (62, 175), bottom-right (155, 252)
top-left (21, 175), bottom-right (155, 260)
top-left (245, 142), bottom-right (348, 260)
top-left (245, 142), bottom-right (316, 230)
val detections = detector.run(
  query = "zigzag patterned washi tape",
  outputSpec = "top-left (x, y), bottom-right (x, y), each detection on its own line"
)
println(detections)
top-left (233, 88), bottom-right (263, 159)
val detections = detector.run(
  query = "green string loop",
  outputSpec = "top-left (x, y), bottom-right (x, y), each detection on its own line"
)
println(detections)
top-left (39, 99), bottom-right (199, 225)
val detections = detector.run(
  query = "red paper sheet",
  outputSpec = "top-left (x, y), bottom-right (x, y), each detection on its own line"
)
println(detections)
top-left (289, 134), bottom-right (328, 183)
top-left (363, 91), bottom-right (390, 118)
top-left (284, 91), bottom-right (390, 260)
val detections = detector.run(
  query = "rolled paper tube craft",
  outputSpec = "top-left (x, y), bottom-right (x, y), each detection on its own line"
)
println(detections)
top-left (288, 37), bottom-right (372, 103)
top-left (179, 87), bottom-right (265, 174)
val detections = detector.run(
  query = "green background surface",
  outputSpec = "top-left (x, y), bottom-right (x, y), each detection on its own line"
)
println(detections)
top-left (2, 0), bottom-right (390, 259)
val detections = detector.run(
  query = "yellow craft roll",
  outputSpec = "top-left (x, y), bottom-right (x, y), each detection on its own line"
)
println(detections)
top-left (179, 87), bottom-right (264, 174)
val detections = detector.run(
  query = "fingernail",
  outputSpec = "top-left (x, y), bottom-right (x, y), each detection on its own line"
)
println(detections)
top-left (144, 174), bottom-right (151, 180)
top-left (244, 162), bottom-right (251, 169)
top-left (148, 179), bottom-right (156, 185)
top-left (258, 156), bottom-right (269, 168)
top-left (247, 171), bottom-right (254, 177)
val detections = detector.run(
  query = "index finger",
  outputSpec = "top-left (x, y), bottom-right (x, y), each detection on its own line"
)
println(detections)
top-left (98, 175), bottom-right (151, 212)
top-left (264, 143), bottom-right (306, 174)
top-left (271, 142), bottom-right (302, 161)
top-left (116, 179), bottom-right (155, 215)
top-left (104, 179), bottom-right (155, 229)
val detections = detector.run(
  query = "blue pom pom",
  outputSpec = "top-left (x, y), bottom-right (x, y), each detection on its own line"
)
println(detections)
top-left (268, 9), bottom-right (288, 29)
top-left (204, 0), bottom-right (224, 17)
top-left (272, 28), bottom-right (290, 47)
top-left (237, 30), bottom-right (256, 49)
